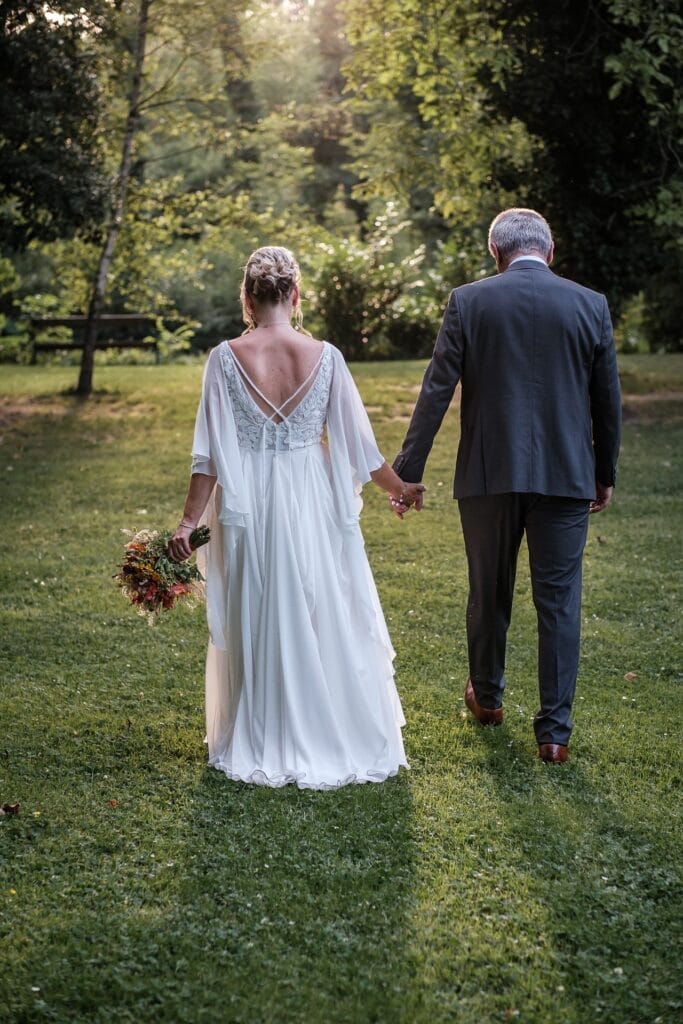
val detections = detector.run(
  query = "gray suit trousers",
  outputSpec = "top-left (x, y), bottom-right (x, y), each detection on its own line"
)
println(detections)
top-left (458, 493), bottom-right (590, 746)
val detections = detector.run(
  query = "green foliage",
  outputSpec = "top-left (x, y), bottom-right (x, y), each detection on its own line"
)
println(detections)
top-left (604, 0), bottom-right (682, 116)
top-left (150, 317), bottom-right (198, 359)
top-left (0, 358), bottom-right (681, 1022)
top-left (0, 2), bottom-right (108, 247)
top-left (0, 256), bottom-right (18, 299)
top-left (0, 331), bottom-right (28, 365)
top-left (343, 0), bottom-right (536, 257)
top-left (303, 206), bottom-right (428, 358)
top-left (343, 0), bottom-right (683, 350)
top-left (642, 252), bottom-right (683, 352)
top-left (483, 0), bottom-right (682, 342)
top-left (613, 293), bottom-right (648, 354)
top-left (1, 0), bottom-right (681, 358)
top-left (0, 256), bottom-right (18, 345)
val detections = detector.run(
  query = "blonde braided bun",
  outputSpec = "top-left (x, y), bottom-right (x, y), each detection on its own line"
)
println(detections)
top-left (240, 245), bottom-right (308, 332)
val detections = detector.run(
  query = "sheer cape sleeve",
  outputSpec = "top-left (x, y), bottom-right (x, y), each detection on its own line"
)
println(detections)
top-left (191, 344), bottom-right (249, 528)
top-left (191, 344), bottom-right (248, 651)
top-left (326, 344), bottom-right (385, 527)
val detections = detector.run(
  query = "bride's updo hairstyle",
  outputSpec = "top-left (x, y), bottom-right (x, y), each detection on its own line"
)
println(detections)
top-left (240, 245), bottom-right (308, 334)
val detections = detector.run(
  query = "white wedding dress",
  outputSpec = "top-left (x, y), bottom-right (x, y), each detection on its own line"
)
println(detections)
top-left (190, 340), bottom-right (408, 789)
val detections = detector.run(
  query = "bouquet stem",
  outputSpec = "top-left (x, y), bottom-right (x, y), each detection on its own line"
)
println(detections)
top-left (189, 525), bottom-right (211, 551)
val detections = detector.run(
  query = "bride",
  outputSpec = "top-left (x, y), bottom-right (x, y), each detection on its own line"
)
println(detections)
top-left (167, 246), bottom-right (423, 789)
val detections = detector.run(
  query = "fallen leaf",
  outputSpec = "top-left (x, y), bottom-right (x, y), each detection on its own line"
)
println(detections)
top-left (1, 802), bottom-right (20, 815)
top-left (624, 672), bottom-right (638, 682)
top-left (107, 799), bottom-right (118, 809)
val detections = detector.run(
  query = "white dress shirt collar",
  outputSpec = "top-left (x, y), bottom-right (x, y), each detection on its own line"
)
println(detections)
top-left (509, 254), bottom-right (548, 266)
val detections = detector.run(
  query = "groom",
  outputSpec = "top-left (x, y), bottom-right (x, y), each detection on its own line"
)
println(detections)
top-left (393, 208), bottom-right (621, 763)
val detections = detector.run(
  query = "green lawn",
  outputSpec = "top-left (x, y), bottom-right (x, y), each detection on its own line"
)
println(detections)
top-left (1, 353), bottom-right (681, 1024)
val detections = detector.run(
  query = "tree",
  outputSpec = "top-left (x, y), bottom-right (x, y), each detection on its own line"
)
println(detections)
top-left (483, 0), bottom-right (682, 341)
top-left (77, 0), bottom-right (252, 394)
top-left (77, 0), bottom-right (150, 396)
top-left (0, 1), bottom-right (108, 247)
top-left (343, 0), bottom-right (682, 347)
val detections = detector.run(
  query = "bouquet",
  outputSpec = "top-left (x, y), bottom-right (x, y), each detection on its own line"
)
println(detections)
top-left (114, 525), bottom-right (210, 624)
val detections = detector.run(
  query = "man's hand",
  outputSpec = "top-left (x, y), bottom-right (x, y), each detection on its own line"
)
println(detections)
top-left (589, 482), bottom-right (613, 514)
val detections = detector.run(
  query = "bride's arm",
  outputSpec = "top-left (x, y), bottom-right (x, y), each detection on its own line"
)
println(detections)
top-left (167, 471), bottom-right (217, 561)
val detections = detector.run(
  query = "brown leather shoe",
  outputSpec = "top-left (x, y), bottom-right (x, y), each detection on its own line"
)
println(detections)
top-left (538, 743), bottom-right (569, 763)
top-left (464, 680), bottom-right (503, 726)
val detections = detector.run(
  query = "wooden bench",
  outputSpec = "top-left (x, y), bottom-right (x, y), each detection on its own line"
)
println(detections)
top-left (29, 314), bottom-right (160, 363)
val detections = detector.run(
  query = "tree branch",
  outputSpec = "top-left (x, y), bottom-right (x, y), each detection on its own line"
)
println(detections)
top-left (140, 95), bottom-right (212, 111)
top-left (145, 37), bottom-right (174, 59)
top-left (138, 53), bottom-right (192, 109)
top-left (141, 142), bottom-right (213, 164)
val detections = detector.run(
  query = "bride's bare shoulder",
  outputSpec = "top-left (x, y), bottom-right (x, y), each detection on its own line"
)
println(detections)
top-left (224, 334), bottom-right (247, 351)
top-left (292, 334), bottom-right (325, 353)
top-left (226, 333), bottom-right (324, 357)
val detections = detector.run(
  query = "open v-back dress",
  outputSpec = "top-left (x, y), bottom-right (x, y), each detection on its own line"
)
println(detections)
top-left (190, 340), bottom-right (408, 789)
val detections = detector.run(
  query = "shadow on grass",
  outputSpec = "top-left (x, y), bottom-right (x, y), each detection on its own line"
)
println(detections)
top-left (3, 728), bottom-right (416, 1024)
top-left (475, 726), bottom-right (680, 1023)
top-left (166, 766), bottom-right (417, 1023)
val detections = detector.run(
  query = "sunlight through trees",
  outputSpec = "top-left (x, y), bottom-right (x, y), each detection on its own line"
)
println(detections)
top-left (1, 0), bottom-right (680, 389)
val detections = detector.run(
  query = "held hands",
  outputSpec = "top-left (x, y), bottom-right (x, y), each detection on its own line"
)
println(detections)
top-left (589, 482), bottom-right (613, 514)
top-left (389, 481), bottom-right (426, 519)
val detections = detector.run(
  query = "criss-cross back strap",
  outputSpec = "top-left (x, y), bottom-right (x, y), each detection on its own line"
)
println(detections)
top-left (228, 345), bottom-right (324, 422)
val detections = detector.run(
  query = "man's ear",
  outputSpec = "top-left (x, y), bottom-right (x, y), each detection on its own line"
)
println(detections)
top-left (547, 241), bottom-right (555, 266)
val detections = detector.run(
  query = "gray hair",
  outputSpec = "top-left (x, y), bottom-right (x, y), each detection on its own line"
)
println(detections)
top-left (488, 208), bottom-right (553, 260)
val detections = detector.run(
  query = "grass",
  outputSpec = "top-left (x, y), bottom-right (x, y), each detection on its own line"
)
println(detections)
top-left (0, 351), bottom-right (681, 1024)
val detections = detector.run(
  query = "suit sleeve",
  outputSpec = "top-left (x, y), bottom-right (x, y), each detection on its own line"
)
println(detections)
top-left (393, 289), bottom-right (464, 482)
top-left (589, 296), bottom-right (622, 487)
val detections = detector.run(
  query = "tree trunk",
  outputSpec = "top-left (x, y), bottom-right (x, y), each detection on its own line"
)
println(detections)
top-left (76, 0), bottom-right (151, 397)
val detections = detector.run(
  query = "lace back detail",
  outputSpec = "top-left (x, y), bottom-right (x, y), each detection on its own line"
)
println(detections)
top-left (221, 342), bottom-right (333, 452)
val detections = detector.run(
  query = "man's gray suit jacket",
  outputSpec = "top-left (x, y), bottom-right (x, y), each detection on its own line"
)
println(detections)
top-left (393, 258), bottom-right (622, 499)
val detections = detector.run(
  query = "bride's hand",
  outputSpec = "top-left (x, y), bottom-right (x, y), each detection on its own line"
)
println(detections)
top-left (166, 524), bottom-right (194, 561)
top-left (389, 481), bottom-right (426, 518)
